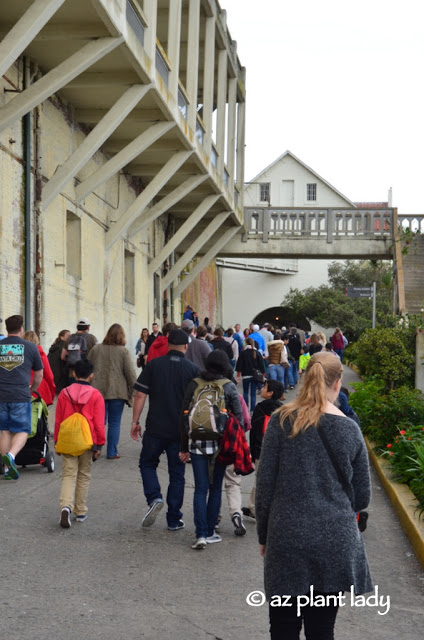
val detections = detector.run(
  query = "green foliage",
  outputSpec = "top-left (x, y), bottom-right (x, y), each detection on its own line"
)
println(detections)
top-left (381, 426), bottom-right (424, 516)
top-left (350, 327), bottom-right (415, 390)
top-left (350, 380), bottom-right (424, 447)
top-left (283, 259), bottom-right (393, 342)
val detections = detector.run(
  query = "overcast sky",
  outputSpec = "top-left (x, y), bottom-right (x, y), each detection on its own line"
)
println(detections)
top-left (223, 0), bottom-right (424, 214)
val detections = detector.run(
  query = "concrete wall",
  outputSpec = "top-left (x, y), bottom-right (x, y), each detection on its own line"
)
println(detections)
top-left (221, 259), bottom-right (331, 328)
top-left (0, 63), bottom-right (167, 355)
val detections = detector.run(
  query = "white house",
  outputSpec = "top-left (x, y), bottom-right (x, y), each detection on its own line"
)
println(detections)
top-left (219, 150), bottom-right (363, 329)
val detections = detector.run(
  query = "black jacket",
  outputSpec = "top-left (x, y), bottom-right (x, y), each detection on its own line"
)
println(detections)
top-left (211, 337), bottom-right (233, 360)
top-left (250, 398), bottom-right (283, 461)
top-left (236, 348), bottom-right (265, 377)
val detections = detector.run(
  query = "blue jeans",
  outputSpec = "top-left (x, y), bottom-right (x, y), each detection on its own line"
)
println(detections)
top-left (190, 453), bottom-right (226, 538)
top-left (290, 360), bottom-right (299, 385)
top-left (105, 399), bottom-right (125, 458)
top-left (0, 402), bottom-right (32, 434)
top-left (242, 377), bottom-right (259, 411)
top-left (138, 433), bottom-right (185, 526)
top-left (268, 365), bottom-right (285, 384)
top-left (284, 365), bottom-right (294, 390)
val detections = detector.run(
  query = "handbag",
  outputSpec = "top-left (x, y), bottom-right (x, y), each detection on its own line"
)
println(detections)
top-left (317, 426), bottom-right (368, 532)
top-left (252, 368), bottom-right (264, 384)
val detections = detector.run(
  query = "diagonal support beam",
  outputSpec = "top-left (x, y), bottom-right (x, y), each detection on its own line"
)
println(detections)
top-left (0, 37), bottom-right (124, 133)
top-left (148, 194), bottom-right (220, 276)
top-left (173, 226), bottom-right (240, 298)
top-left (0, 0), bottom-right (66, 78)
top-left (75, 121), bottom-right (175, 201)
top-left (162, 212), bottom-right (230, 290)
top-left (129, 174), bottom-right (208, 236)
top-left (43, 84), bottom-right (152, 208)
top-left (105, 150), bottom-right (192, 250)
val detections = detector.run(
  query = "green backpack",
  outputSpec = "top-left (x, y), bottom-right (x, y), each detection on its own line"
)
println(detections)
top-left (188, 377), bottom-right (229, 441)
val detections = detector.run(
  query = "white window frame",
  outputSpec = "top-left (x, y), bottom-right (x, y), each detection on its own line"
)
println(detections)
top-left (306, 183), bottom-right (317, 202)
top-left (259, 182), bottom-right (270, 203)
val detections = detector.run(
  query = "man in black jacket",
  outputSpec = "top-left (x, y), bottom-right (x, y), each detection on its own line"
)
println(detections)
top-left (287, 328), bottom-right (302, 386)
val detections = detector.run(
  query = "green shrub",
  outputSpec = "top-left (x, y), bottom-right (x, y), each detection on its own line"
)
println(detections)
top-left (352, 327), bottom-right (414, 390)
top-left (350, 380), bottom-right (424, 447)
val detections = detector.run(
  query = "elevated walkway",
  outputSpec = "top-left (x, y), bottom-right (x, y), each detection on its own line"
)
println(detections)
top-left (400, 215), bottom-right (424, 315)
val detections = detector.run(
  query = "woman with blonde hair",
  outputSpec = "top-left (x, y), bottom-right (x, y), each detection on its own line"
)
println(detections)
top-left (316, 330), bottom-right (327, 347)
top-left (88, 324), bottom-right (136, 459)
top-left (23, 331), bottom-right (56, 405)
top-left (256, 351), bottom-right (372, 639)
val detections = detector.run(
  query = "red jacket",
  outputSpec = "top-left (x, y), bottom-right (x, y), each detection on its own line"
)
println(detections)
top-left (54, 382), bottom-right (105, 447)
top-left (30, 345), bottom-right (56, 405)
top-left (146, 335), bottom-right (168, 362)
top-left (217, 415), bottom-right (254, 475)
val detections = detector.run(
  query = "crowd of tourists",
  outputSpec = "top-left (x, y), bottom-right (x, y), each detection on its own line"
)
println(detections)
top-left (0, 313), bottom-right (369, 639)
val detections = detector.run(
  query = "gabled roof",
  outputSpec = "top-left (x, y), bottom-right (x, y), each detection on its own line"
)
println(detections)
top-left (247, 150), bottom-right (356, 207)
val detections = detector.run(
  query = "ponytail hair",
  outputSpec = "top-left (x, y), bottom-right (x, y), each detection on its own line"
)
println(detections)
top-left (245, 337), bottom-right (257, 359)
top-left (277, 351), bottom-right (343, 437)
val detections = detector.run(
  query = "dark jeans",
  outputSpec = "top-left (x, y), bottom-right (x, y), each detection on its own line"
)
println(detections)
top-left (334, 348), bottom-right (344, 363)
top-left (138, 432), bottom-right (185, 526)
top-left (290, 360), bottom-right (299, 385)
top-left (269, 594), bottom-right (339, 640)
top-left (190, 453), bottom-right (226, 538)
top-left (284, 365), bottom-right (294, 390)
top-left (243, 377), bottom-right (259, 411)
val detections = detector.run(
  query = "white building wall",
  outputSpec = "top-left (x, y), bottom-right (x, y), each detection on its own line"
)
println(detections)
top-left (221, 151), bottom-right (354, 328)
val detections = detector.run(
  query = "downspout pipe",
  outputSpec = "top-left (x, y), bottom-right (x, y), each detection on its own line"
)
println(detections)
top-left (24, 57), bottom-right (31, 329)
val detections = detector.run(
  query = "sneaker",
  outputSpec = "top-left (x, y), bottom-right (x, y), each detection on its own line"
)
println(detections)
top-left (168, 519), bottom-right (185, 531)
top-left (75, 515), bottom-right (87, 523)
top-left (2, 453), bottom-right (19, 480)
top-left (206, 533), bottom-right (222, 544)
top-left (232, 512), bottom-right (247, 536)
top-left (142, 499), bottom-right (164, 527)
top-left (215, 513), bottom-right (222, 531)
top-left (191, 537), bottom-right (207, 550)
top-left (60, 507), bottom-right (71, 529)
top-left (241, 507), bottom-right (255, 520)
top-left (289, 385), bottom-right (295, 390)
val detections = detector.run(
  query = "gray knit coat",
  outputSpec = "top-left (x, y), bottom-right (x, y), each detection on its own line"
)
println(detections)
top-left (256, 413), bottom-right (373, 598)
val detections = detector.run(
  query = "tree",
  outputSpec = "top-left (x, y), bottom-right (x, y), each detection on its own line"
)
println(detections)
top-left (282, 260), bottom-right (393, 341)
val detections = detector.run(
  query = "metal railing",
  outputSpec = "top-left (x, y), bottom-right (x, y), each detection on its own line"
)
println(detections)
top-left (242, 207), bottom-right (394, 243)
top-left (126, 0), bottom-right (145, 46)
top-left (215, 258), bottom-right (298, 274)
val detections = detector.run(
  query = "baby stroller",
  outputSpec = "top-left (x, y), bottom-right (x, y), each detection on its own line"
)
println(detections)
top-left (14, 392), bottom-right (55, 473)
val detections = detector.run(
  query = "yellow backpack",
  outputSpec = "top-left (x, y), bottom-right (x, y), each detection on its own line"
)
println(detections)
top-left (56, 390), bottom-right (93, 456)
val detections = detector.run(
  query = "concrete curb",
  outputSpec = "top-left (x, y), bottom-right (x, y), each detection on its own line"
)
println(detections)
top-left (365, 437), bottom-right (424, 570)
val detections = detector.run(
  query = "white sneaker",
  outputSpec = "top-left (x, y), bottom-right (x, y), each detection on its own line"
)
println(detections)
top-left (60, 507), bottom-right (71, 529)
top-left (191, 537), bottom-right (207, 550)
top-left (206, 533), bottom-right (222, 544)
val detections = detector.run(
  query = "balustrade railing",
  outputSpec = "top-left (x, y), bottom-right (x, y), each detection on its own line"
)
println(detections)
top-left (242, 208), bottom-right (394, 243)
top-left (398, 214), bottom-right (424, 233)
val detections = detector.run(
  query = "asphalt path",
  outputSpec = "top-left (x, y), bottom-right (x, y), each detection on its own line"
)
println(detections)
top-left (1, 366), bottom-right (423, 639)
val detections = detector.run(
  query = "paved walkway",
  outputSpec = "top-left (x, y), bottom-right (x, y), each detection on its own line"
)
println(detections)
top-left (1, 366), bottom-right (423, 639)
